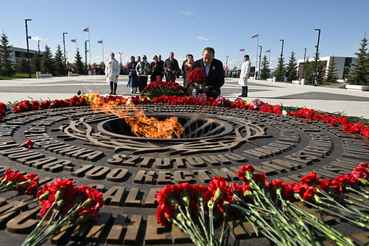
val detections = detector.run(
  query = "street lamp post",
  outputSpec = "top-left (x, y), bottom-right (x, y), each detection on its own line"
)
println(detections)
top-left (85, 40), bottom-right (89, 75)
top-left (118, 52), bottom-right (123, 75)
top-left (225, 55), bottom-right (229, 77)
top-left (303, 48), bottom-right (307, 63)
top-left (313, 29), bottom-right (321, 86)
top-left (278, 39), bottom-right (284, 82)
top-left (118, 52), bottom-right (123, 65)
top-left (25, 19), bottom-right (32, 78)
top-left (38, 40), bottom-right (40, 55)
top-left (63, 32), bottom-right (68, 75)
top-left (258, 46), bottom-right (262, 79)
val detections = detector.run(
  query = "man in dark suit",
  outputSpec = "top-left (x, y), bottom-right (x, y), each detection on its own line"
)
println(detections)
top-left (158, 55), bottom-right (165, 79)
top-left (163, 52), bottom-right (180, 82)
top-left (192, 47), bottom-right (225, 98)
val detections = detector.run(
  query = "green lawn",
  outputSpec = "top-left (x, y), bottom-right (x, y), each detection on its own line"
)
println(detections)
top-left (0, 73), bottom-right (71, 80)
top-left (0, 73), bottom-right (37, 80)
top-left (273, 80), bottom-right (345, 87)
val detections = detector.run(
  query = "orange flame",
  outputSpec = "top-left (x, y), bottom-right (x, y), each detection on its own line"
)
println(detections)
top-left (89, 94), bottom-right (184, 139)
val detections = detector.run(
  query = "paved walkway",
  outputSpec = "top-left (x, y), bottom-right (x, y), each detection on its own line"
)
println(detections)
top-left (0, 75), bottom-right (368, 119)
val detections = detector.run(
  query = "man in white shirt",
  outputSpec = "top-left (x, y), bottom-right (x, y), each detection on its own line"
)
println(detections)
top-left (238, 55), bottom-right (251, 97)
top-left (105, 52), bottom-right (120, 95)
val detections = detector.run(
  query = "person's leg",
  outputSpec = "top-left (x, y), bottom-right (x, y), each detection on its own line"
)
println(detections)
top-left (113, 83), bottom-right (117, 95)
top-left (244, 86), bottom-right (248, 97)
top-left (142, 77), bottom-right (148, 91)
top-left (239, 87), bottom-right (244, 97)
top-left (110, 82), bottom-right (113, 94)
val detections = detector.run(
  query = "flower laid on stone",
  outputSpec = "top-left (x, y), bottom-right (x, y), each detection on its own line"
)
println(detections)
top-left (2, 94), bottom-right (369, 140)
top-left (0, 102), bottom-right (6, 120)
top-left (234, 97), bottom-right (244, 104)
top-left (197, 93), bottom-right (209, 101)
top-left (0, 169), bottom-right (39, 194)
top-left (215, 95), bottom-right (226, 106)
top-left (250, 98), bottom-right (265, 109)
top-left (156, 178), bottom-right (231, 245)
top-left (187, 67), bottom-right (207, 88)
top-left (13, 138), bottom-right (34, 149)
top-left (23, 179), bottom-right (103, 246)
top-left (157, 163), bottom-right (369, 245)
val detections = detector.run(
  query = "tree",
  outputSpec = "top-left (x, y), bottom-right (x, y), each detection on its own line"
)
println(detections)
top-left (302, 57), bottom-right (313, 81)
top-left (286, 51), bottom-right (298, 81)
top-left (260, 55), bottom-right (270, 80)
top-left (74, 49), bottom-right (84, 74)
top-left (274, 55), bottom-right (285, 81)
top-left (325, 55), bottom-right (338, 82)
top-left (41, 45), bottom-right (55, 75)
top-left (31, 52), bottom-right (41, 73)
top-left (16, 52), bottom-right (28, 73)
top-left (347, 37), bottom-right (369, 85)
top-left (311, 52), bottom-right (325, 85)
top-left (54, 45), bottom-right (64, 76)
top-left (0, 32), bottom-right (15, 77)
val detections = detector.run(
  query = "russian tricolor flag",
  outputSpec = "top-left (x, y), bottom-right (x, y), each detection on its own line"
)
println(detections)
top-left (239, 49), bottom-right (245, 52)
top-left (251, 33), bottom-right (259, 38)
top-left (83, 27), bottom-right (89, 33)
top-left (71, 39), bottom-right (76, 43)
top-left (265, 49), bottom-right (270, 53)
top-left (98, 40), bottom-right (103, 44)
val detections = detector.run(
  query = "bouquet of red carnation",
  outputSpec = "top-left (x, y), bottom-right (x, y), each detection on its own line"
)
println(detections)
top-left (156, 177), bottom-right (231, 245)
top-left (152, 62), bottom-right (159, 71)
top-left (141, 77), bottom-right (188, 99)
top-left (23, 179), bottom-right (103, 246)
top-left (0, 169), bottom-right (39, 194)
top-left (0, 102), bottom-right (6, 120)
top-left (143, 64), bottom-right (151, 73)
top-left (187, 67), bottom-right (207, 88)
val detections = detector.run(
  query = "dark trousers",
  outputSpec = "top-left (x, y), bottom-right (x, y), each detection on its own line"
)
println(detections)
top-left (138, 76), bottom-right (148, 92)
top-left (165, 72), bottom-right (176, 82)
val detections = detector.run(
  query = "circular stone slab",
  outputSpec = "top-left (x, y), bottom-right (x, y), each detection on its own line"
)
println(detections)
top-left (0, 103), bottom-right (368, 245)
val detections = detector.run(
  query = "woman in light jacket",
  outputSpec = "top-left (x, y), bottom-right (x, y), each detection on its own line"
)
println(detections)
top-left (136, 55), bottom-right (150, 93)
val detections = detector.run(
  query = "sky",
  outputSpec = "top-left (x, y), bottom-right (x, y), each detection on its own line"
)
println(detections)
top-left (1, 0), bottom-right (368, 69)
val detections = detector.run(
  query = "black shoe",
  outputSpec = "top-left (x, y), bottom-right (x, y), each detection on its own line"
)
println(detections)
top-left (113, 92), bottom-right (116, 95)
top-left (109, 91), bottom-right (113, 95)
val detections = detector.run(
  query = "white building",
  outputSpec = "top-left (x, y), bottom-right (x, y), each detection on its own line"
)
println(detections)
top-left (297, 56), bottom-right (354, 80)
top-left (9, 47), bottom-right (43, 64)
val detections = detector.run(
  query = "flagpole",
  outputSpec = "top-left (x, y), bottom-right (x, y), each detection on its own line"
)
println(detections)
top-left (75, 39), bottom-right (77, 51)
top-left (102, 39), bottom-right (104, 63)
top-left (255, 32), bottom-right (259, 79)
top-left (269, 48), bottom-right (271, 65)
top-left (88, 26), bottom-right (91, 66)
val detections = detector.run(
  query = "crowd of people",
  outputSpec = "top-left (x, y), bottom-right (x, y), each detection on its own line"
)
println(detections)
top-left (104, 47), bottom-right (251, 98)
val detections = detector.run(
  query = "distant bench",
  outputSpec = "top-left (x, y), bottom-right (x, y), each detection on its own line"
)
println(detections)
top-left (68, 71), bottom-right (79, 77)
top-left (36, 71), bottom-right (52, 78)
